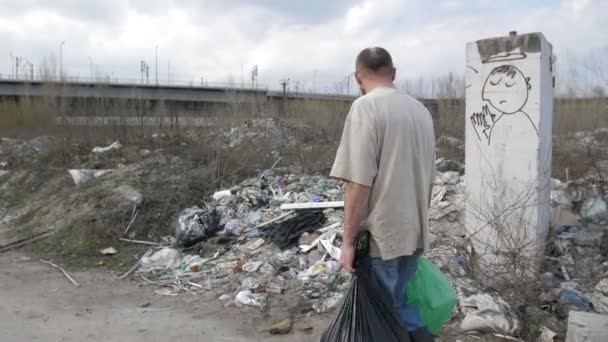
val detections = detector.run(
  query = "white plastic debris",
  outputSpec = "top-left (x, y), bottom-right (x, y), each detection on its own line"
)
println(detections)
top-left (0, 170), bottom-right (8, 177)
top-left (538, 326), bottom-right (557, 342)
top-left (139, 248), bottom-right (181, 273)
top-left (235, 290), bottom-right (266, 308)
top-left (435, 171), bottom-right (460, 185)
top-left (92, 141), bottom-right (122, 154)
top-left (313, 293), bottom-right (344, 313)
top-left (212, 189), bottom-right (232, 201)
top-left (460, 293), bottom-right (521, 335)
top-left (99, 247), bottom-right (117, 255)
top-left (241, 277), bottom-right (262, 291)
top-left (580, 197), bottom-right (608, 224)
top-left (68, 169), bottom-right (112, 185)
top-left (242, 260), bottom-right (263, 273)
top-left (595, 278), bottom-right (608, 295)
top-left (218, 294), bottom-right (232, 301)
top-left (319, 233), bottom-right (341, 261)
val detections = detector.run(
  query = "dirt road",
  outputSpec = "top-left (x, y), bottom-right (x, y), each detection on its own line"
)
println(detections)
top-left (0, 251), bottom-right (324, 342)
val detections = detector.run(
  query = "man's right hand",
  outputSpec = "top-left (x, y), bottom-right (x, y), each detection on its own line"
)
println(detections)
top-left (340, 242), bottom-right (356, 273)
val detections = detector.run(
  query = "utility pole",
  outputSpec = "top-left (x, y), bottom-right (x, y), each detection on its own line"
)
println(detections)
top-left (251, 64), bottom-right (258, 89)
top-left (9, 52), bottom-right (14, 79)
top-left (59, 41), bottom-right (65, 81)
top-left (15, 56), bottom-right (22, 79)
top-left (89, 56), bottom-right (93, 81)
top-left (155, 45), bottom-right (158, 85)
top-left (280, 78), bottom-right (289, 117)
top-left (30, 62), bottom-right (34, 80)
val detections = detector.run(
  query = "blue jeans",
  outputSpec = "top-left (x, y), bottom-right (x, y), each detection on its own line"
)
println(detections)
top-left (369, 252), bottom-right (423, 332)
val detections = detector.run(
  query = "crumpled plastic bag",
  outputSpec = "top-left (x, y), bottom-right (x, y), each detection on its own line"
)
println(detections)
top-left (174, 206), bottom-right (218, 246)
top-left (460, 293), bottom-right (521, 335)
top-left (580, 197), bottom-right (608, 224)
top-left (406, 257), bottom-right (457, 334)
top-left (320, 232), bottom-right (411, 342)
top-left (139, 248), bottom-right (181, 273)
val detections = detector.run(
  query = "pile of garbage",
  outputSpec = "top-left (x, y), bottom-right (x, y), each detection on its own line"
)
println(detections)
top-left (130, 170), bottom-right (349, 317)
top-left (120, 158), bottom-right (608, 338)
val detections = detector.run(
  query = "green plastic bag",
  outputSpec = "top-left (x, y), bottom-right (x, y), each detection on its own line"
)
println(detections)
top-left (406, 257), bottom-right (457, 334)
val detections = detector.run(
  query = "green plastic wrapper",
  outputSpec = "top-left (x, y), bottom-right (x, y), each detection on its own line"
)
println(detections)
top-left (406, 257), bottom-right (457, 334)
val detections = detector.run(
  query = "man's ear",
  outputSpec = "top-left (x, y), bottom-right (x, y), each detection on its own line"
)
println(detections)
top-left (391, 67), bottom-right (396, 81)
top-left (355, 72), bottom-right (363, 86)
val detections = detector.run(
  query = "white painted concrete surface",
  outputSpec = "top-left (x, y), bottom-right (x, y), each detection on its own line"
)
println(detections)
top-left (465, 32), bottom-right (554, 267)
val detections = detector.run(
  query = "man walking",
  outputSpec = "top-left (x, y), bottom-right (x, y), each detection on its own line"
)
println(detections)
top-left (331, 47), bottom-right (436, 341)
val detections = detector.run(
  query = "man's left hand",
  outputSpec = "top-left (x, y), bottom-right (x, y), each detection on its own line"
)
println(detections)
top-left (340, 242), bottom-right (356, 273)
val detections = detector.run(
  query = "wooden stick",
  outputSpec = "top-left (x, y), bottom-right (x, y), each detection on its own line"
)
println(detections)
top-left (0, 231), bottom-right (53, 253)
top-left (39, 259), bottom-right (80, 287)
top-left (118, 249), bottom-right (153, 279)
top-left (123, 209), bottom-right (139, 236)
top-left (119, 238), bottom-right (160, 246)
top-left (280, 201), bottom-right (344, 210)
top-left (254, 210), bottom-right (295, 229)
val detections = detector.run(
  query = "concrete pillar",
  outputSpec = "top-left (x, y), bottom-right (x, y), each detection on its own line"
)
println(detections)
top-left (465, 32), bottom-right (554, 272)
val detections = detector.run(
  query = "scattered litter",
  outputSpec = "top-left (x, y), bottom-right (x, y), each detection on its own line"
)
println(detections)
top-left (39, 259), bottom-right (80, 287)
top-left (580, 197), bottom-right (608, 224)
top-left (99, 247), bottom-right (117, 255)
top-left (280, 201), bottom-right (344, 210)
top-left (263, 211), bottom-right (325, 249)
top-left (595, 278), bottom-right (608, 296)
top-left (175, 206), bottom-right (218, 246)
top-left (119, 249), bottom-right (153, 279)
top-left (155, 289), bottom-right (178, 296)
top-left (244, 238), bottom-right (266, 251)
top-left (139, 248), bottom-right (181, 273)
top-left (119, 238), bottom-right (160, 246)
top-left (235, 290), bottom-right (266, 308)
top-left (242, 261), bottom-right (263, 273)
top-left (538, 326), bottom-right (557, 342)
top-left (461, 293), bottom-right (520, 335)
top-left (435, 171), bottom-right (460, 185)
top-left (313, 293), bottom-right (344, 313)
top-left (92, 141), bottom-right (122, 153)
top-left (266, 276), bottom-right (285, 294)
top-left (212, 189), bottom-right (232, 201)
top-left (558, 290), bottom-right (592, 310)
top-left (68, 169), bottom-right (112, 185)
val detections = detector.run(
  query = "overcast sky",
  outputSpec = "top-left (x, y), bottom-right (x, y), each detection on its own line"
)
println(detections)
top-left (1, 0), bottom-right (606, 92)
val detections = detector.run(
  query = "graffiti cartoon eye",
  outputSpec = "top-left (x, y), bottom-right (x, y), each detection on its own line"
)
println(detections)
top-left (489, 78), bottom-right (502, 86)
top-left (505, 82), bottom-right (516, 88)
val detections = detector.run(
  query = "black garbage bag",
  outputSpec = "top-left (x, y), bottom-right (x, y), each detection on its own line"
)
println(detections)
top-left (263, 210), bottom-right (325, 249)
top-left (320, 232), bottom-right (411, 342)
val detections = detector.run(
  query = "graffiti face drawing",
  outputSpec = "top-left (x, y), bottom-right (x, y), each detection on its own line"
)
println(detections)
top-left (482, 65), bottom-right (530, 114)
top-left (470, 64), bottom-right (539, 145)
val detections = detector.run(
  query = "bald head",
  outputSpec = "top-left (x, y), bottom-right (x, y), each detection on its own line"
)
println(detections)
top-left (356, 47), bottom-right (394, 74)
top-left (354, 47), bottom-right (396, 94)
